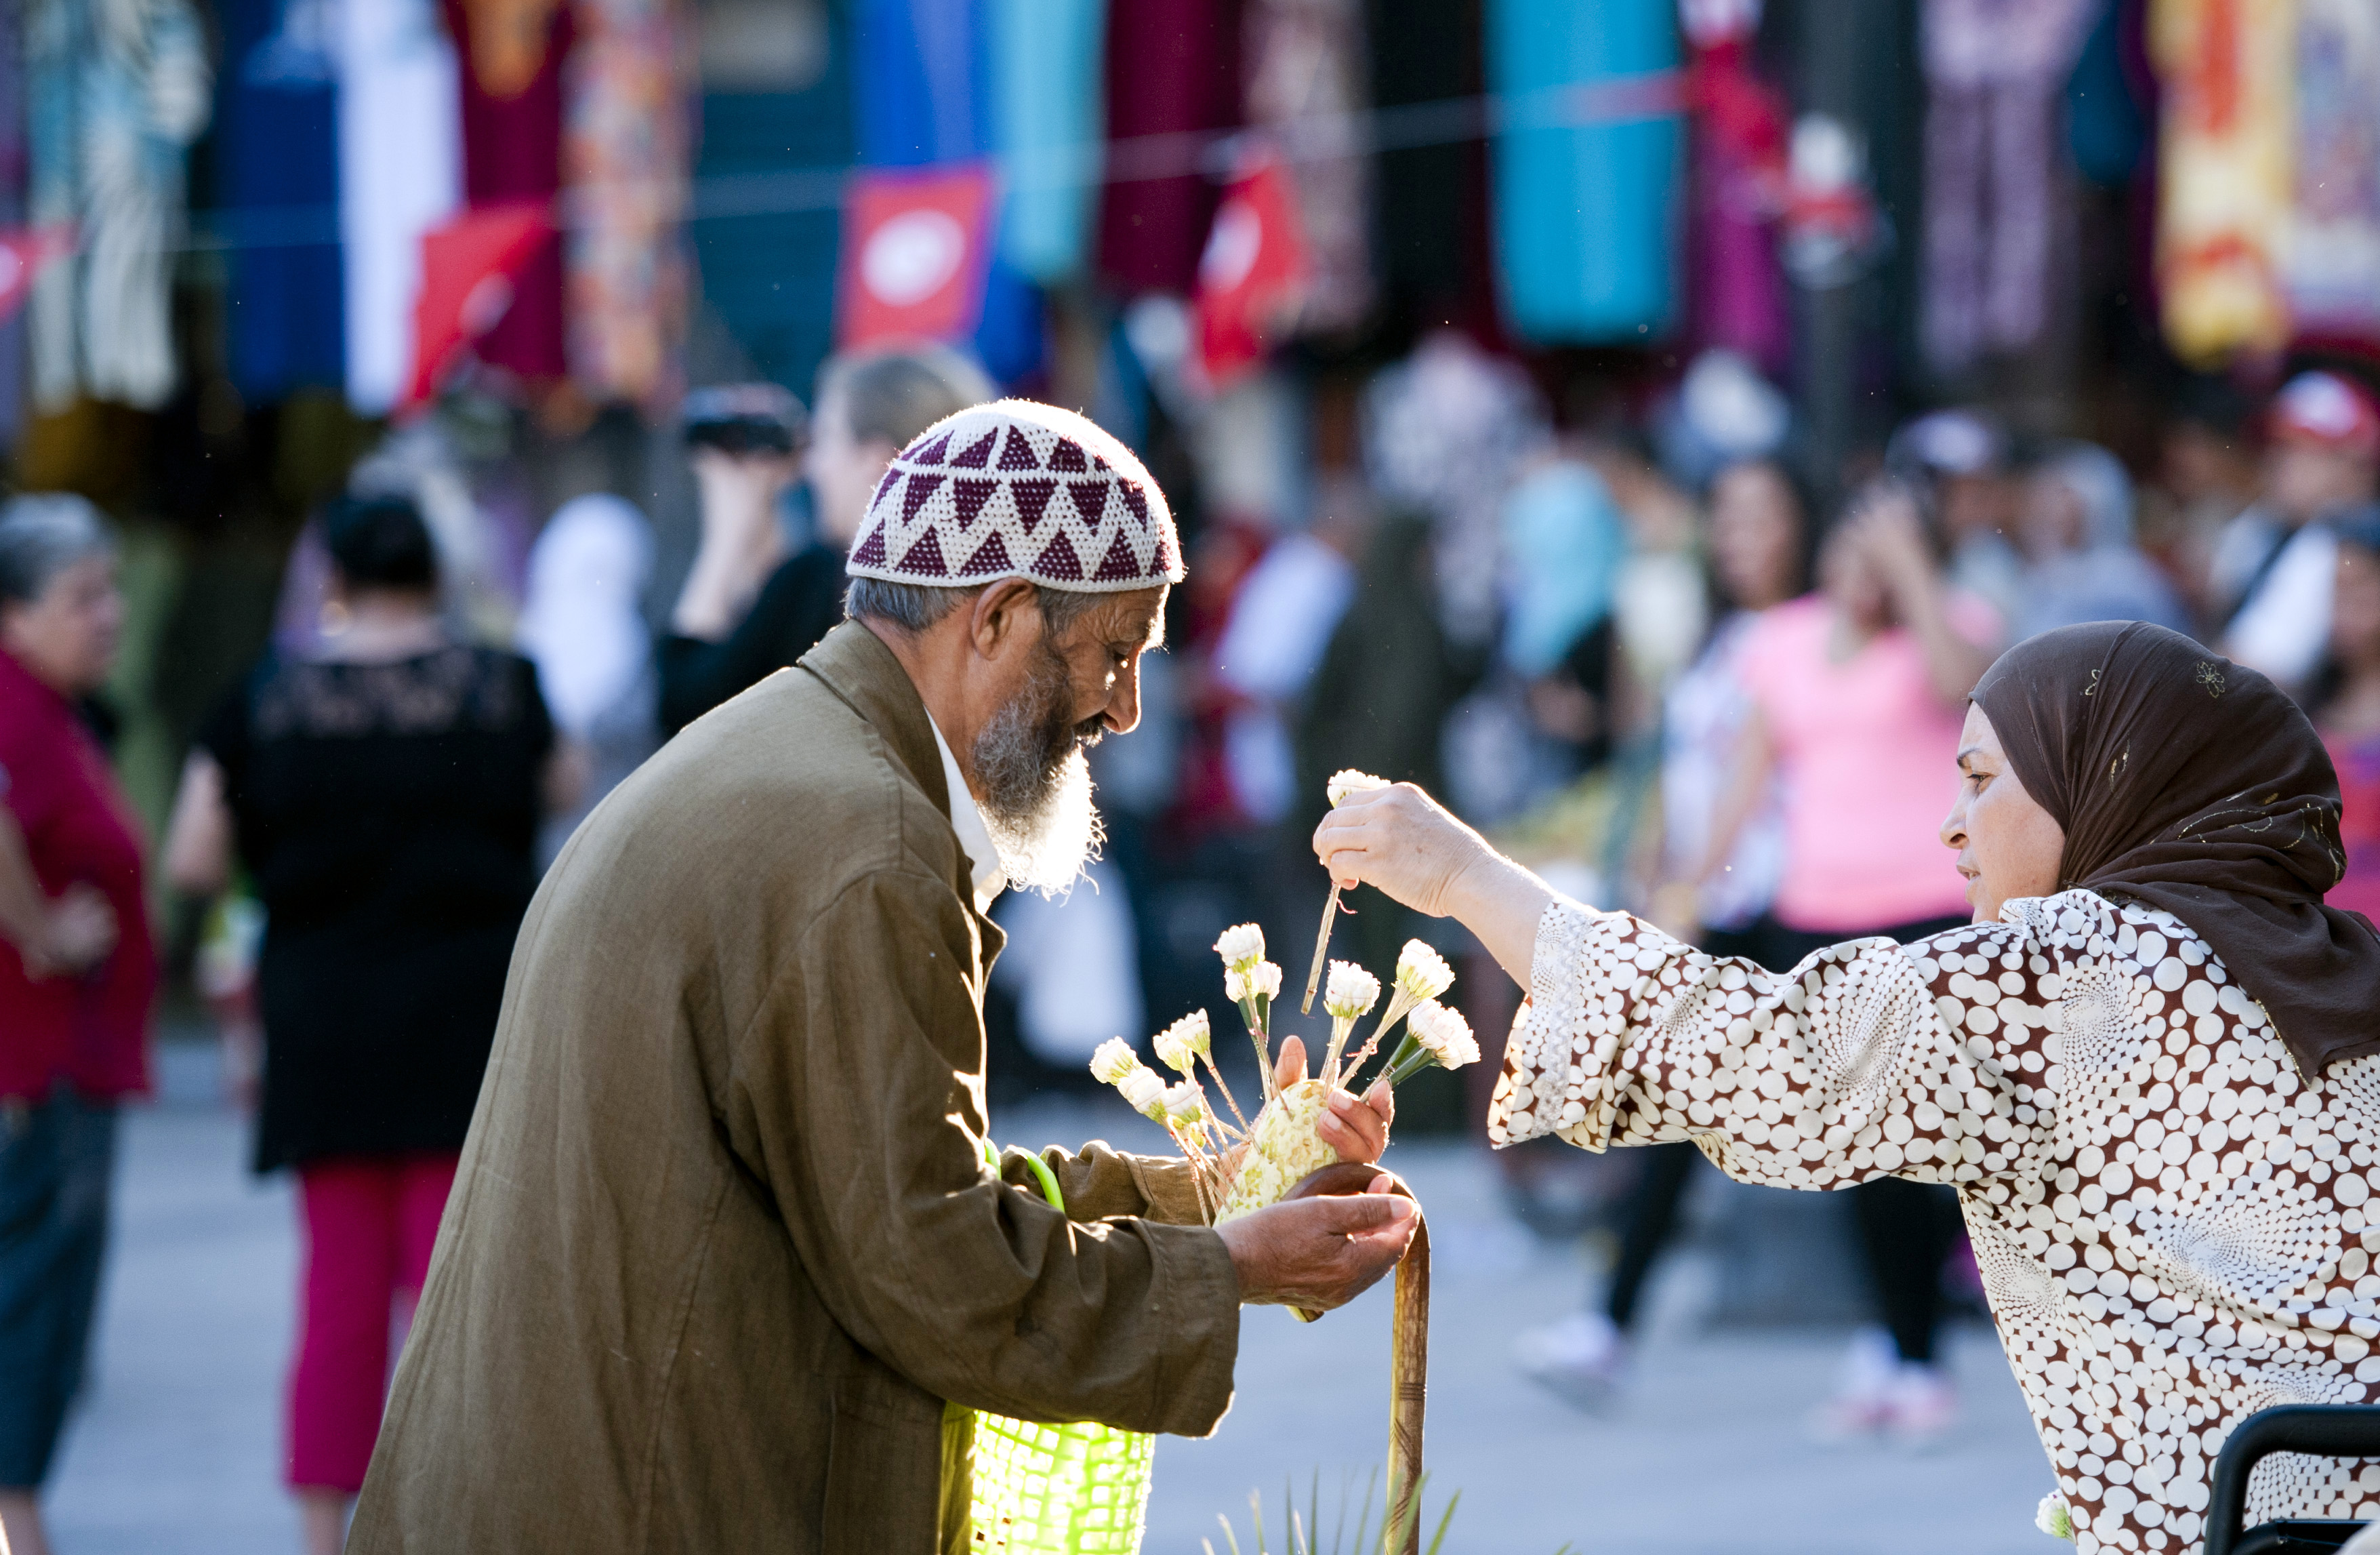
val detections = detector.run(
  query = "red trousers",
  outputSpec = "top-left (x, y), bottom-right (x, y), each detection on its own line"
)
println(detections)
top-left (285, 1152), bottom-right (458, 1492)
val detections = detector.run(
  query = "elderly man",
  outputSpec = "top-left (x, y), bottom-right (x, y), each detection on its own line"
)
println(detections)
top-left (347, 401), bottom-right (1414, 1553)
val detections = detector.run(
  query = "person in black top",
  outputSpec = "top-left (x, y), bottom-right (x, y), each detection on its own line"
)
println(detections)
top-left (161, 493), bottom-right (564, 1555)
top-left (656, 344), bottom-right (993, 734)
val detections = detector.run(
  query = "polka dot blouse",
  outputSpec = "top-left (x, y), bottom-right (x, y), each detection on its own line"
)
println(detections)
top-left (1489, 891), bottom-right (2380, 1554)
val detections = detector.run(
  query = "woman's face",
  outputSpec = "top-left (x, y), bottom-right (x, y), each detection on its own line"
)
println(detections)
top-left (1820, 525), bottom-right (1891, 632)
top-left (1940, 703), bottom-right (2066, 922)
top-left (1, 552), bottom-right (123, 697)
top-left (803, 390), bottom-right (899, 550)
top-left (2333, 541), bottom-right (2380, 670)
top-left (1707, 464), bottom-right (1802, 609)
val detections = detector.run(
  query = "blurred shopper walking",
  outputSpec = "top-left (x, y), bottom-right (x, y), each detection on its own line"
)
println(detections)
top-left (1718, 481), bottom-right (2000, 1442)
top-left (516, 493), bottom-right (655, 862)
top-left (2315, 506), bottom-right (2380, 923)
top-left (0, 498), bottom-right (154, 1555)
top-left (1514, 455), bottom-right (1807, 1402)
top-left (2217, 371), bottom-right (2380, 693)
top-left (163, 496), bottom-right (563, 1555)
top-left (1889, 410), bottom-right (2028, 631)
top-left (2012, 443), bottom-right (2190, 642)
top-left (657, 347), bottom-right (993, 733)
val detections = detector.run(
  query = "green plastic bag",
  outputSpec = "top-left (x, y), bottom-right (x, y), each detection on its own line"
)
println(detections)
top-left (970, 1142), bottom-right (1156, 1554)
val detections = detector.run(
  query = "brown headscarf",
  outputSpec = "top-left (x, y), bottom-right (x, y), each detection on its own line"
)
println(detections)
top-left (1972, 621), bottom-right (2380, 1078)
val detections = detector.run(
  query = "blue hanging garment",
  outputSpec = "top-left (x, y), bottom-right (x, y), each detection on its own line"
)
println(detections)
top-left (692, 1), bottom-right (850, 395)
top-left (221, 0), bottom-right (346, 400)
top-left (1485, 0), bottom-right (1683, 344)
top-left (986, 0), bottom-right (1104, 285)
top-left (850, 0), bottom-right (1041, 382)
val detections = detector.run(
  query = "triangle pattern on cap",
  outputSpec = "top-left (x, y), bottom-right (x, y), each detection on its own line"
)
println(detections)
top-left (901, 472), bottom-right (946, 523)
top-left (1035, 533), bottom-right (1084, 581)
top-left (1010, 478), bottom-right (1059, 531)
top-left (950, 430), bottom-right (999, 468)
top-left (1152, 531), bottom-right (1175, 578)
top-left (1067, 481), bottom-right (1108, 524)
top-left (850, 527), bottom-right (888, 569)
top-left (910, 432), bottom-right (953, 467)
top-left (960, 531), bottom-right (1013, 577)
top-left (870, 466), bottom-right (902, 509)
top-left (1092, 530), bottom-right (1143, 584)
top-left (951, 479), bottom-right (998, 530)
top-left (1049, 437), bottom-right (1088, 472)
top-left (1117, 481), bottom-right (1150, 529)
top-left (996, 428), bottom-right (1042, 470)
top-left (896, 527), bottom-right (949, 579)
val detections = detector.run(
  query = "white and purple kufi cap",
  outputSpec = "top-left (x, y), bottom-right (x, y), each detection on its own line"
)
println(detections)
top-left (845, 399), bottom-right (1184, 593)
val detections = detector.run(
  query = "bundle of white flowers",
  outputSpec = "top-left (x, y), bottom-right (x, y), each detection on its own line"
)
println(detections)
top-left (1090, 929), bottom-right (1479, 1228)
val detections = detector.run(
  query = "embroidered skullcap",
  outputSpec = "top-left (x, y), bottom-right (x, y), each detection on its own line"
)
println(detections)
top-left (844, 399), bottom-right (1184, 593)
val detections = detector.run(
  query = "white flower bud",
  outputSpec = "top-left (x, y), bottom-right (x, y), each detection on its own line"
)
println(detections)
top-left (1394, 940), bottom-right (1455, 1005)
top-left (1249, 961), bottom-right (1282, 999)
top-left (1117, 1067), bottom-right (1166, 1117)
top-left (1089, 1038), bottom-right (1139, 1085)
top-left (1153, 1011), bottom-right (1211, 1074)
top-left (1326, 769), bottom-right (1390, 807)
top-left (1213, 923), bottom-right (1266, 970)
top-left (1406, 1000), bottom-right (1479, 1070)
top-left (2035, 1495), bottom-right (2072, 1542)
top-left (1322, 960), bottom-right (1381, 1021)
top-left (1160, 1082), bottom-right (1207, 1126)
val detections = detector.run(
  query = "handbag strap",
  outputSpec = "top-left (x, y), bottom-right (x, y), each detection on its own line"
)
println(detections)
top-left (981, 1135), bottom-right (1066, 1215)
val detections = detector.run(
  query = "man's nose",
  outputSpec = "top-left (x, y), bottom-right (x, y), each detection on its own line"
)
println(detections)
top-left (1104, 659), bottom-right (1143, 735)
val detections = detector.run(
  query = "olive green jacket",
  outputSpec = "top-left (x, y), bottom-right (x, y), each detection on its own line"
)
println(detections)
top-left (347, 622), bottom-right (1241, 1554)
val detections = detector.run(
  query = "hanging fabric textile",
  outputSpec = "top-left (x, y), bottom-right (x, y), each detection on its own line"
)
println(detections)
top-left (221, 0), bottom-right (346, 402)
top-left (562, 0), bottom-right (693, 407)
top-left (850, 0), bottom-right (1038, 381)
top-left (1096, 0), bottom-right (1239, 298)
top-left (2148, 0), bottom-right (2295, 365)
top-left (1242, 0), bottom-right (1371, 334)
top-left (1919, 0), bottom-right (2095, 376)
top-left (1679, 0), bottom-right (1789, 375)
top-left (1363, 0), bottom-right (1491, 334)
top-left (0, 0), bottom-right (30, 443)
top-left (26, 0), bottom-right (210, 411)
top-left (985, 0), bottom-right (1103, 285)
top-left (442, 0), bottom-right (570, 385)
top-left (2286, 0), bottom-right (2380, 346)
top-left (1483, 0), bottom-right (1683, 344)
top-left (338, 0), bottom-right (461, 414)
top-left (689, 0), bottom-right (843, 393)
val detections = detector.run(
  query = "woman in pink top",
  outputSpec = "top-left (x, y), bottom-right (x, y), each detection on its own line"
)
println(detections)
top-left (1702, 480), bottom-right (2003, 1440)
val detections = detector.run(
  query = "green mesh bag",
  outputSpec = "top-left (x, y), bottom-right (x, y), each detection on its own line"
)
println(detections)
top-left (970, 1142), bottom-right (1156, 1554)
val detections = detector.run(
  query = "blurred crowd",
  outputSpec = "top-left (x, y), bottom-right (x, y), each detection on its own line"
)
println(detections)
top-left (5, 332), bottom-right (2380, 1549)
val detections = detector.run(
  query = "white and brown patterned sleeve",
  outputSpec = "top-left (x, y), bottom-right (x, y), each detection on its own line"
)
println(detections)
top-left (1487, 898), bottom-right (2063, 1191)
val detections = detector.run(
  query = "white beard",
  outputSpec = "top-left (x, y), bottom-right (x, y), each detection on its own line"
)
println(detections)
top-left (981, 744), bottom-right (1103, 896)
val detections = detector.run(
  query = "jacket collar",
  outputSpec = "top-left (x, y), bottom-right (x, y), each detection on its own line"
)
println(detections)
top-left (798, 620), bottom-right (952, 822)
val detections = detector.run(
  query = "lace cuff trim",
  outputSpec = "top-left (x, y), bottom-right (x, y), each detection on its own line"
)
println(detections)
top-left (1488, 899), bottom-right (1604, 1148)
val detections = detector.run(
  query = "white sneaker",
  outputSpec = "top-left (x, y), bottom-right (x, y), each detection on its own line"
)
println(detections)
top-left (1514, 1311), bottom-right (1629, 1407)
top-left (1883, 1362), bottom-right (1958, 1448)
top-left (1806, 1326), bottom-right (1897, 1440)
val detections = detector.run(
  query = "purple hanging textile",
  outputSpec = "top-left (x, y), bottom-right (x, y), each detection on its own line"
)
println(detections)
top-left (1920, 0), bottom-right (2095, 376)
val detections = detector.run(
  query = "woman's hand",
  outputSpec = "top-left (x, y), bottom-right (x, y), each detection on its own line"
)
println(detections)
top-left (1311, 781), bottom-right (1558, 988)
top-left (1311, 784), bottom-right (1494, 918)
top-left (35, 885), bottom-right (116, 977)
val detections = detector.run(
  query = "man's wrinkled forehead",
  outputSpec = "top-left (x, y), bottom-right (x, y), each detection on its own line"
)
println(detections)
top-left (1069, 585), bottom-right (1169, 651)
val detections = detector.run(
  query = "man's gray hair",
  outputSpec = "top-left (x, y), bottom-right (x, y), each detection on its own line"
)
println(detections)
top-left (0, 493), bottom-right (111, 607)
top-left (846, 577), bottom-right (1106, 638)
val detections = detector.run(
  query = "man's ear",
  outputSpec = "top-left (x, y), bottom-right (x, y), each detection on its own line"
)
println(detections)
top-left (968, 578), bottom-right (1042, 662)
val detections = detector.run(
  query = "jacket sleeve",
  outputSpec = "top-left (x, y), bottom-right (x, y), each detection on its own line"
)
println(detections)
top-left (1490, 898), bottom-right (2063, 1192)
top-left (1006, 1142), bottom-right (1210, 1228)
top-left (729, 864), bottom-right (1240, 1436)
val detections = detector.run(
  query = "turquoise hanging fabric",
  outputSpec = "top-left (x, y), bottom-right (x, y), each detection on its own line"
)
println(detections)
top-left (986, 0), bottom-right (1103, 284)
top-left (1484, 0), bottom-right (1682, 344)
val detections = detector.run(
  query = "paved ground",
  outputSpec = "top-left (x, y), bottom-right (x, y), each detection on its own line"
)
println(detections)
top-left (42, 1049), bottom-right (2062, 1554)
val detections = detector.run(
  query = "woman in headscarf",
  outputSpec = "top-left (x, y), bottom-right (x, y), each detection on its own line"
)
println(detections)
top-left (1315, 621), bottom-right (2380, 1553)
top-left (2015, 443), bottom-right (2192, 644)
